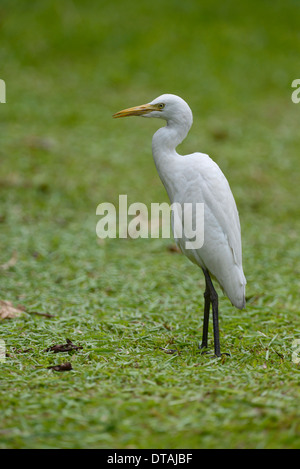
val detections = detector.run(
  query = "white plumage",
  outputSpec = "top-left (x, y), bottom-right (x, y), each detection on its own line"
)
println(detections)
top-left (114, 94), bottom-right (246, 356)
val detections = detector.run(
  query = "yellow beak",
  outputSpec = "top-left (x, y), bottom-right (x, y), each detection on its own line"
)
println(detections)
top-left (113, 103), bottom-right (159, 118)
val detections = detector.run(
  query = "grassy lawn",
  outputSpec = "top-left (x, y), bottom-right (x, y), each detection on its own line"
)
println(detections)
top-left (0, 0), bottom-right (300, 449)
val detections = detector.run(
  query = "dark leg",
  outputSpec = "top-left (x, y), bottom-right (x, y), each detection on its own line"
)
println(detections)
top-left (202, 269), bottom-right (221, 357)
top-left (200, 275), bottom-right (210, 350)
top-left (211, 292), bottom-right (221, 357)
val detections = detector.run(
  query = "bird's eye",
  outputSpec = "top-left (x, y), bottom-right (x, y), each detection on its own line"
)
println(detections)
top-left (158, 103), bottom-right (165, 110)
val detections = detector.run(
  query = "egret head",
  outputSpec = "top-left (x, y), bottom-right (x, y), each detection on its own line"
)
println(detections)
top-left (113, 94), bottom-right (193, 127)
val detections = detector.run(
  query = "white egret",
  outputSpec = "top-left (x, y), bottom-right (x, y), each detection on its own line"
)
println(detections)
top-left (113, 94), bottom-right (246, 357)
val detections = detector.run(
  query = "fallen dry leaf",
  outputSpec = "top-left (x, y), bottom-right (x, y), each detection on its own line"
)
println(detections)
top-left (44, 338), bottom-right (83, 353)
top-left (47, 362), bottom-right (73, 372)
top-left (167, 244), bottom-right (181, 253)
top-left (0, 300), bottom-right (24, 319)
top-left (27, 310), bottom-right (55, 318)
top-left (0, 301), bottom-right (54, 319)
top-left (6, 348), bottom-right (33, 358)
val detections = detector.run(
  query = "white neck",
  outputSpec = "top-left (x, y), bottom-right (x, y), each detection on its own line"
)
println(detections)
top-left (151, 118), bottom-right (192, 197)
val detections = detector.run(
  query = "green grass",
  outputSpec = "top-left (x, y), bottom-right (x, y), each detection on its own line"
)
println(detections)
top-left (0, 0), bottom-right (300, 449)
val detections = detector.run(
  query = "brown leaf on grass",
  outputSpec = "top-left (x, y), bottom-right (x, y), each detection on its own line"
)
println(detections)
top-left (0, 300), bottom-right (24, 319)
top-left (0, 301), bottom-right (54, 319)
top-left (6, 348), bottom-right (33, 358)
top-left (167, 244), bottom-right (181, 253)
top-left (27, 311), bottom-right (55, 318)
top-left (44, 338), bottom-right (83, 353)
top-left (47, 362), bottom-right (73, 372)
top-left (0, 251), bottom-right (18, 270)
top-left (211, 128), bottom-right (229, 141)
top-left (13, 347), bottom-right (33, 353)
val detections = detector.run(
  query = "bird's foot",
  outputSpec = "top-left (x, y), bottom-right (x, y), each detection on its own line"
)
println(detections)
top-left (215, 352), bottom-right (231, 359)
